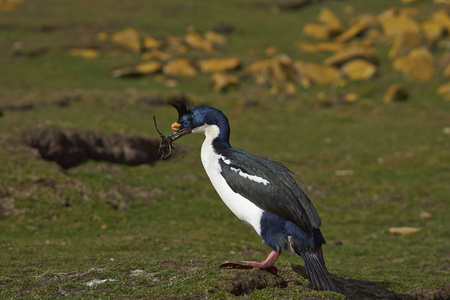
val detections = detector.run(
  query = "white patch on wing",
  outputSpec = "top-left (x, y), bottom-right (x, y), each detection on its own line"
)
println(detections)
top-left (218, 154), bottom-right (231, 165)
top-left (196, 124), bottom-right (264, 235)
top-left (230, 167), bottom-right (270, 186)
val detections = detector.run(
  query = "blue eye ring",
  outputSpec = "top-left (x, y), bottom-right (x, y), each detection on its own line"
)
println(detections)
top-left (183, 120), bottom-right (190, 127)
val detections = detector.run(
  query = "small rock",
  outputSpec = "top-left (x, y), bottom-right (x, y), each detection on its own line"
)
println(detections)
top-left (432, 9), bottom-right (450, 33)
top-left (421, 20), bottom-right (445, 42)
top-left (380, 15), bottom-right (421, 39)
top-left (111, 27), bottom-right (142, 52)
top-left (343, 93), bottom-right (359, 103)
top-left (335, 170), bottom-right (354, 176)
top-left (211, 72), bottom-right (239, 92)
top-left (377, 8), bottom-right (397, 23)
top-left (135, 60), bottom-right (164, 74)
top-left (68, 48), bottom-right (100, 59)
top-left (341, 59), bottom-right (376, 80)
top-left (166, 36), bottom-right (189, 54)
top-left (143, 35), bottom-right (162, 50)
top-left (112, 60), bottom-right (163, 77)
top-left (324, 44), bottom-right (376, 67)
top-left (420, 211), bottom-right (432, 218)
top-left (197, 57), bottom-right (240, 73)
top-left (141, 49), bottom-right (170, 61)
top-left (246, 55), bottom-right (296, 94)
top-left (318, 7), bottom-right (343, 35)
top-left (335, 18), bottom-right (370, 43)
top-left (437, 82), bottom-right (450, 100)
top-left (86, 279), bottom-right (117, 287)
top-left (204, 31), bottom-right (227, 46)
top-left (393, 47), bottom-right (435, 82)
top-left (389, 227), bottom-right (421, 235)
top-left (184, 27), bottom-right (215, 54)
top-left (388, 30), bottom-right (424, 59)
top-left (303, 23), bottom-right (331, 40)
top-left (293, 60), bottom-right (341, 85)
top-left (265, 46), bottom-right (278, 56)
top-left (163, 58), bottom-right (197, 77)
top-left (295, 41), bottom-right (346, 53)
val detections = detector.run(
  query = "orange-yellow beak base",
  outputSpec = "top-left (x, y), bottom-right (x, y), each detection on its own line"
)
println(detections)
top-left (171, 122), bottom-right (182, 131)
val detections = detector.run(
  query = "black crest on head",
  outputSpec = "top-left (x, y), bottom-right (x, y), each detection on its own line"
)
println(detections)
top-left (169, 94), bottom-right (191, 119)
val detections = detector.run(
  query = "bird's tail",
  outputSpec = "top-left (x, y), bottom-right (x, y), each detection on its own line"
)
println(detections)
top-left (300, 250), bottom-right (335, 291)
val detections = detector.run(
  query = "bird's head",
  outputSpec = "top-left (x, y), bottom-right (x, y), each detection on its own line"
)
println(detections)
top-left (166, 100), bottom-right (230, 144)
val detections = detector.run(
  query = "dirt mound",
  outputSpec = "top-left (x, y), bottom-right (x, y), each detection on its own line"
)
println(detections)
top-left (26, 126), bottom-right (186, 169)
top-left (212, 268), bottom-right (288, 296)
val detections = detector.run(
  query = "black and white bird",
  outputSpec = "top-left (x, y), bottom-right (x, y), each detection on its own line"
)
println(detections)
top-left (166, 101), bottom-right (335, 291)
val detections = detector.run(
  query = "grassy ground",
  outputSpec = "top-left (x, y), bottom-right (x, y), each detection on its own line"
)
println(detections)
top-left (0, 0), bottom-right (449, 299)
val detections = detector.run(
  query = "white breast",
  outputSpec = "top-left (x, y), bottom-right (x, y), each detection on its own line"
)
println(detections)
top-left (194, 125), bottom-right (264, 235)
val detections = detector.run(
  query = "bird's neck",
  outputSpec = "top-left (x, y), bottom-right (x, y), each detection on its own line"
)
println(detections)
top-left (200, 123), bottom-right (231, 151)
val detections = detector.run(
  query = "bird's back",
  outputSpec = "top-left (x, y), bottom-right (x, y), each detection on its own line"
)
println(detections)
top-left (216, 146), bottom-right (322, 234)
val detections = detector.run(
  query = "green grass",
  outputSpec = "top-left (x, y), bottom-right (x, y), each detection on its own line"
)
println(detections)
top-left (1, 0), bottom-right (449, 298)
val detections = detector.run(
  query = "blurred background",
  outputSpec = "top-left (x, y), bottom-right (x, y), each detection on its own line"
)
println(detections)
top-left (0, 0), bottom-right (449, 298)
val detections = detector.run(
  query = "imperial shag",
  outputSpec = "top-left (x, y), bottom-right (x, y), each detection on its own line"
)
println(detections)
top-left (165, 101), bottom-right (335, 291)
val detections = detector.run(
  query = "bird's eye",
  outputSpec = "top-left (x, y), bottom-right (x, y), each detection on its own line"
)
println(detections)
top-left (183, 120), bottom-right (190, 127)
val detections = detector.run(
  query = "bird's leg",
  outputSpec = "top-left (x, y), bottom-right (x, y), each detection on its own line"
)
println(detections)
top-left (220, 249), bottom-right (279, 274)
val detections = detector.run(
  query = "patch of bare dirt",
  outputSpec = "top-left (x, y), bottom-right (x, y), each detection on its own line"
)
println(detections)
top-left (211, 268), bottom-right (288, 296)
top-left (26, 126), bottom-right (187, 169)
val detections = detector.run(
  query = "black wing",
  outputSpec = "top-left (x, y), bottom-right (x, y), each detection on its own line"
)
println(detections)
top-left (218, 148), bottom-right (321, 233)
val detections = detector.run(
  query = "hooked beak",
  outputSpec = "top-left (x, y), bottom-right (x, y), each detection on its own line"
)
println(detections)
top-left (166, 122), bottom-right (192, 143)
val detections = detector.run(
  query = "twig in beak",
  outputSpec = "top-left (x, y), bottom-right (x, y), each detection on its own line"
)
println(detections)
top-left (153, 115), bottom-right (173, 159)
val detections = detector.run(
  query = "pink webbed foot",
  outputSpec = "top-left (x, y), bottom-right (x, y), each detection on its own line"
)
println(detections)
top-left (219, 249), bottom-right (279, 274)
